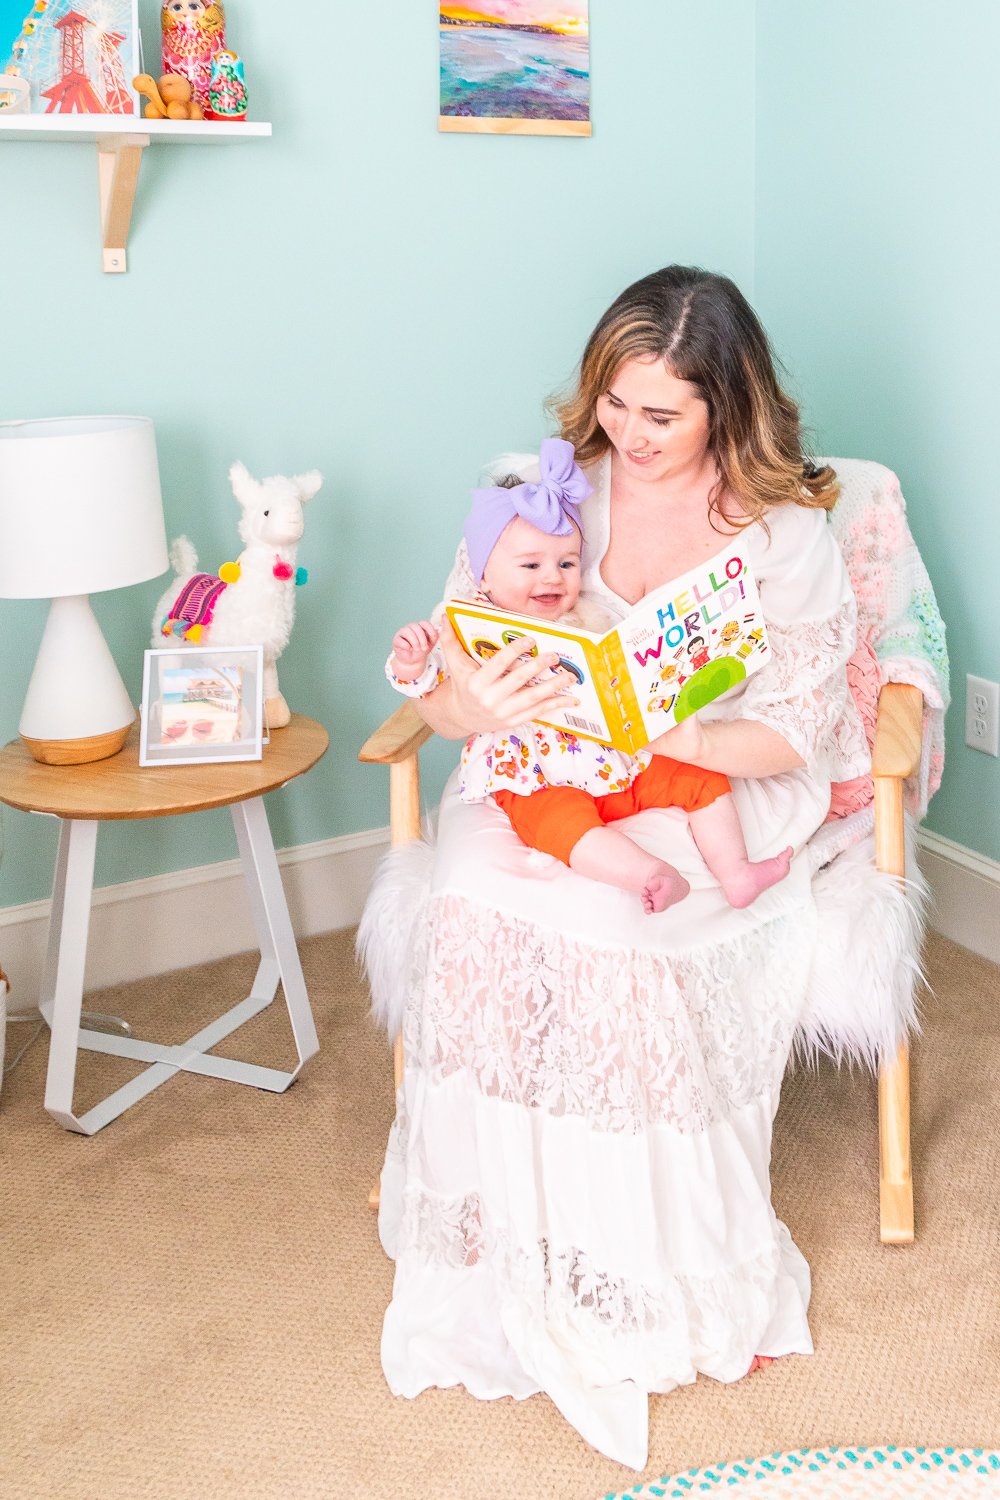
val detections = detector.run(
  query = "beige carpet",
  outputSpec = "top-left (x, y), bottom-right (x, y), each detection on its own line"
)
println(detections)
top-left (1, 929), bottom-right (998, 1500)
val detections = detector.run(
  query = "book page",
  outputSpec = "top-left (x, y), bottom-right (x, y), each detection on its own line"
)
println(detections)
top-left (445, 601), bottom-right (617, 745)
top-left (615, 543), bottom-right (770, 744)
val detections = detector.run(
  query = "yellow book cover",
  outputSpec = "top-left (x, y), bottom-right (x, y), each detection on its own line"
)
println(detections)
top-left (446, 541), bottom-right (770, 754)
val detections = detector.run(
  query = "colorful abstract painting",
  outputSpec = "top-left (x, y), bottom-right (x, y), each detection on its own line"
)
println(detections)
top-left (440, 2), bottom-right (590, 137)
top-left (1, 0), bottom-right (140, 115)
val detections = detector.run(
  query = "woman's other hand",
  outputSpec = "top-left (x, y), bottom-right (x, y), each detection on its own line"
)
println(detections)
top-left (437, 619), bottom-right (579, 734)
top-left (391, 620), bottom-right (439, 682)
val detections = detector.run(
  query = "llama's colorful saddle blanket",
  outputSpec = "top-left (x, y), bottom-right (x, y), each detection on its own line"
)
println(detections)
top-left (160, 572), bottom-right (228, 643)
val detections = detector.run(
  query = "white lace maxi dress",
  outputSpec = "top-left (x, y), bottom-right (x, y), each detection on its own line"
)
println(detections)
top-left (378, 464), bottom-right (871, 1471)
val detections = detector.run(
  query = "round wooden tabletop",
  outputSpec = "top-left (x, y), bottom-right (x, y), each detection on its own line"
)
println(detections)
top-left (0, 714), bottom-right (329, 821)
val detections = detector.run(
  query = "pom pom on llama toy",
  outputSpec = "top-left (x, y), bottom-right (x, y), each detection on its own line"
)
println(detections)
top-left (153, 461), bottom-right (323, 729)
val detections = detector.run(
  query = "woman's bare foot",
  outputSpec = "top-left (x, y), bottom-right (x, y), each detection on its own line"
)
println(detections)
top-left (719, 847), bottom-right (793, 909)
top-left (746, 1354), bottom-right (777, 1375)
top-left (641, 864), bottom-right (691, 914)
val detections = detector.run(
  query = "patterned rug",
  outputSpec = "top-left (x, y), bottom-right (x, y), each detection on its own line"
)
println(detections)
top-left (602, 1448), bottom-right (1000, 1498)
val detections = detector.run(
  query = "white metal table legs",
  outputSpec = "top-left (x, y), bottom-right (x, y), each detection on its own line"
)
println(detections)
top-left (40, 797), bottom-right (320, 1135)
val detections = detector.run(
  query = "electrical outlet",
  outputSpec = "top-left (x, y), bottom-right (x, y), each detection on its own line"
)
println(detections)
top-left (965, 674), bottom-right (999, 757)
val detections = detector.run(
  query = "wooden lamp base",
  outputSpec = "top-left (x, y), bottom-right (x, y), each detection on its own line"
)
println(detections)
top-left (20, 724), bottom-right (132, 766)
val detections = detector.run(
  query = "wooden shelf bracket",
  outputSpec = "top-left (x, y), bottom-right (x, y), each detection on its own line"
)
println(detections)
top-left (2, 116), bottom-right (271, 274)
top-left (96, 133), bottom-right (149, 274)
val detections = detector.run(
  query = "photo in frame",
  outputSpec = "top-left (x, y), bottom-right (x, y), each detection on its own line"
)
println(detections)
top-left (139, 645), bottom-right (265, 767)
top-left (1, 0), bottom-right (141, 115)
top-left (439, 1), bottom-right (590, 136)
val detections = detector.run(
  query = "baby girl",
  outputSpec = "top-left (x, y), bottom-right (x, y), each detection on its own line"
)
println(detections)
top-left (387, 438), bottom-right (791, 913)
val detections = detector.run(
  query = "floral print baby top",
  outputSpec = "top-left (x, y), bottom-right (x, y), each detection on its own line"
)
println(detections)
top-left (385, 641), bottom-right (648, 801)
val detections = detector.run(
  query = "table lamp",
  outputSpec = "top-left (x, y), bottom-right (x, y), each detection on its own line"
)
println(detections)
top-left (0, 416), bottom-right (168, 765)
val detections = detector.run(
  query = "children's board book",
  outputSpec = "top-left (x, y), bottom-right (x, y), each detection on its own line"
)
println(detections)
top-left (446, 541), bottom-right (770, 754)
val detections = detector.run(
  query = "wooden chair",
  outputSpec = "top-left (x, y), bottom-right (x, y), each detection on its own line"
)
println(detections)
top-left (359, 685), bottom-right (924, 1244)
top-left (361, 449), bottom-right (944, 1243)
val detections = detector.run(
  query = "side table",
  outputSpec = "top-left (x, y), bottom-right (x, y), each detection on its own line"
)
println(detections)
top-left (0, 713), bottom-right (329, 1134)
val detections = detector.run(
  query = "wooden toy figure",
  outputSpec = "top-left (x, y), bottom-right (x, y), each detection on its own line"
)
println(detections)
top-left (160, 0), bottom-right (226, 110)
top-left (206, 48), bottom-right (248, 121)
top-left (134, 72), bottom-right (204, 120)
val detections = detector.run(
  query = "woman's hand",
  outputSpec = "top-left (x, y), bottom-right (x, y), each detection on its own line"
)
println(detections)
top-left (431, 619), bottom-right (580, 736)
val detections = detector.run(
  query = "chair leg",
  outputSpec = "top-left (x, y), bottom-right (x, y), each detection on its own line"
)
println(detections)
top-left (879, 1040), bottom-right (914, 1244)
top-left (873, 774), bottom-right (915, 1245)
top-left (368, 755), bottom-right (421, 1213)
top-left (368, 1037), bottom-right (406, 1215)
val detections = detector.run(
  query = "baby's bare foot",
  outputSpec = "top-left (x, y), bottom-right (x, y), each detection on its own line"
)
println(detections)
top-left (720, 847), bottom-right (793, 909)
top-left (641, 865), bottom-right (691, 914)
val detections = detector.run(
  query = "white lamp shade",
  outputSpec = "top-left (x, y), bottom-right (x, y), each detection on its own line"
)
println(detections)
top-left (0, 416), bottom-right (168, 599)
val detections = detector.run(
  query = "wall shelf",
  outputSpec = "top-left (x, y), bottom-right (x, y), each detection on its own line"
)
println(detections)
top-left (0, 114), bottom-right (273, 273)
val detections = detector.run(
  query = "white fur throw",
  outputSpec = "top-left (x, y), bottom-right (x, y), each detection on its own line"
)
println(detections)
top-left (798, 826), bottom-right (926, 1069)
top-left (356, 837), bottom-right (434, 1042)
top-left (357, 822), bottom-right (927, 1073)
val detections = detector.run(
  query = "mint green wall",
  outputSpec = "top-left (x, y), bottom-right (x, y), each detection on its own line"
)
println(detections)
top-left (0, 2), bottom-right (755, 908)
top-left (754, 0), bottom-right (1000, 861)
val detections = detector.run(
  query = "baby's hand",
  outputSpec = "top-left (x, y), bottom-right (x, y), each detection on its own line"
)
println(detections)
top-left (391, 620), bottom-right (440, 682)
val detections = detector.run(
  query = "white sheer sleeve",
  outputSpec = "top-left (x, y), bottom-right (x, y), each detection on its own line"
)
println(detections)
top-left (736, 506), bottom-right (871, 782)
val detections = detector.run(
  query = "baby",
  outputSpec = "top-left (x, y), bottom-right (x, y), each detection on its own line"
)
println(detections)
top-left (387, 438), bottom-right (791, 914)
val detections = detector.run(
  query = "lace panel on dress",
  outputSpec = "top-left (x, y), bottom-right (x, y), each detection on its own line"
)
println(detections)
top-left (403, 893), bottom-right (815, 1136)
top-left (394, 1184), bottom-right (790, 1375)
top-left (737, 598), bottom-right (870, 782)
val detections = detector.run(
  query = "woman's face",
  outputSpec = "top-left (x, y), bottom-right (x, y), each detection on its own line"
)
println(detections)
top-left (596, 357), bottom-right (711, 485)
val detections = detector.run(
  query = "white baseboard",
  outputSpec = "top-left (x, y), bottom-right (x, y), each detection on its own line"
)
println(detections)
top-left (0, 826), bottom-right (391, 1006)
top-left (0, 823), bottom-right (995, 1008)
top-left (916, 828), bottom-right (1000, 967)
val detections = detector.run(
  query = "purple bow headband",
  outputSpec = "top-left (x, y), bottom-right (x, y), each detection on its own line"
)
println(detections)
top-left (464, 437), bottom-right (593, 584)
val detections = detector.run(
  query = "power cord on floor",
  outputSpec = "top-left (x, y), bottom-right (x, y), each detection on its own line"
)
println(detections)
top-left (2, 969), bottom-right (46, 1077)
top-left (4, 1020), bottom-right (46, 1076)
top-left (1, 808), bottom-right (47, 1078)
top-left (0, 809), bottom-right (132, 1082)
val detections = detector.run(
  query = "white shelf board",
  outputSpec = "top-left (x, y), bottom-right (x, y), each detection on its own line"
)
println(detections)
top-left (0, 114), bottom-right (271, 144)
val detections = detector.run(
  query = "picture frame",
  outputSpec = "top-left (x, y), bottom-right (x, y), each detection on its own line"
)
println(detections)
top-left (1, 0), bottom-right (141, 116)
top-left (139, 645), bottom-right (265, 768)
top-left (439, 2), bottom-right (590, 137)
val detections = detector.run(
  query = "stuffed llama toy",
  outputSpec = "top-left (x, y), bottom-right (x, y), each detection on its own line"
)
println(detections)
top-left (152, 462), bottom-right (323, 728)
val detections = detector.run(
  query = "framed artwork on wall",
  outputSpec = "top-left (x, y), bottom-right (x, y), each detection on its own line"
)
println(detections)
top-left (1, 0), bottom-right (141, 115)
top-left (440, 2), bottom-right (590, 137)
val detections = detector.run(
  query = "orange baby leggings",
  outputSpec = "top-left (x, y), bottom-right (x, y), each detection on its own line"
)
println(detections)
top-left (493, 757), bottom-right (731, 867)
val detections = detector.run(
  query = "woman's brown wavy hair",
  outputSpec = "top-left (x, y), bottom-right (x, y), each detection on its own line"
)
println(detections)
top-left (549, 265), bottom-right (838, 529)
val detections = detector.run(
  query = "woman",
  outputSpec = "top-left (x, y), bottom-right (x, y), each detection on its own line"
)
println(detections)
top-left (376, 266), bottom-right (871, 1470)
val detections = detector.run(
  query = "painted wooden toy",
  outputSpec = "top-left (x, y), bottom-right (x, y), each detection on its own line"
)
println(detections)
top-left (160, 0), bottom-right (226, 110)
top-left (133, 72), bottom-right (204, 121)
top-left (206, 49), bottom-right (247, 121)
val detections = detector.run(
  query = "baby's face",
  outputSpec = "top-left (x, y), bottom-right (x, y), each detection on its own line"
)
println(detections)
top-left (481, 516), bottom-right (582, 620)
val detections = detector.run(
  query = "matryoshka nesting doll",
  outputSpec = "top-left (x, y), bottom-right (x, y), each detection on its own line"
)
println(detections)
top-left (161, 0), bottom-right (226, 110)
top-left (206, 49), bottom-right (248, 121)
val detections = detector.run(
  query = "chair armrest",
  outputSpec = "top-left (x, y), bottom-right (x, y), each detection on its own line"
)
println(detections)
top-left (872, 683), bottom-right (923, 882)
top-left (358, 702), bottom-right (433, 765)
top-left (871, 684), bottom-right (924, 779)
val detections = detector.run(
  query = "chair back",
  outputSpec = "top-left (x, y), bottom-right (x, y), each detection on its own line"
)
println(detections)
top-left (824, 457), bottom-right (948, 817)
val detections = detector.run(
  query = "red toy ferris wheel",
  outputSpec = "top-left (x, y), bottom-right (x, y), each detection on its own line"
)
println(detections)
top-left (41, 9), bottom-right (134, 114)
